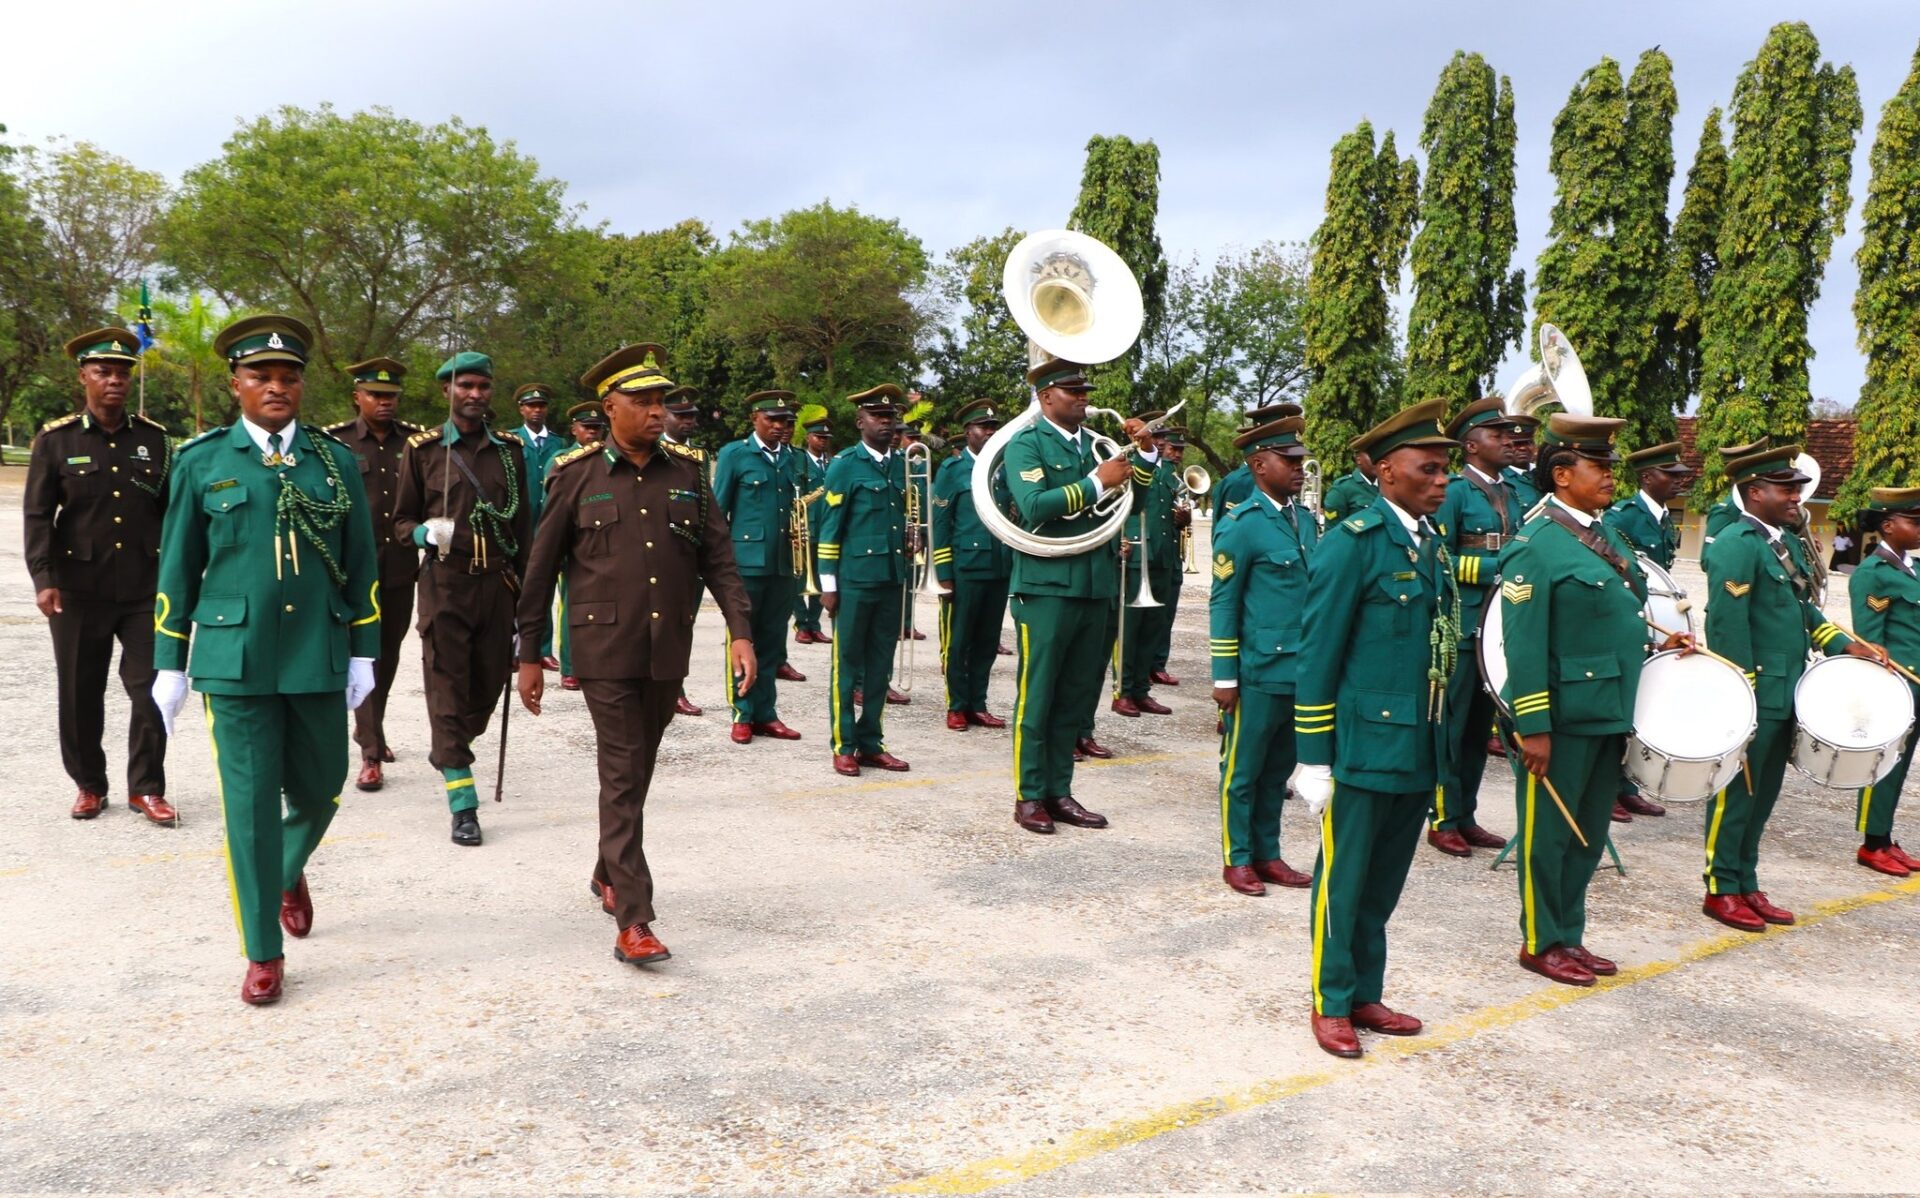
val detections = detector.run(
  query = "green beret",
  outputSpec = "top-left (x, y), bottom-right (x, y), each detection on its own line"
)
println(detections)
top-left (436, 351), bottom-right (492, 381)
top-left (65, 327), bottom-right (141, 365)
top-left (1358, 399), bottom-right (1456, 461)
top-left (216, 314), bottom-right (311, 368)
top-left (348, 357), bottom-right (406, 393)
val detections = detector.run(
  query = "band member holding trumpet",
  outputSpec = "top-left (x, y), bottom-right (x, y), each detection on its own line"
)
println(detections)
top-left (932, 399), bottom-right (1013, 731)
top-left (1702, 443), bottom-right (1886, 931)
top-left (1847, 488), bottom-right (1920, 877)
top-left (817, 385), bottom-right (915, 776)
top-left (793, 409), bottom-right (835, 647)
top-left (1293, 399), bottom-right (1459, 1059)
top-left (1112, 409), bottom-right (1181, 717)
top-left (1209, 415), bottom-right (1318, 896)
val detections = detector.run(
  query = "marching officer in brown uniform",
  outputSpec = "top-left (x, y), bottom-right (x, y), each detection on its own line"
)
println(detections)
top-left (324, 358), bottom-right (423, 791)
top-left (392, 351), bottom-right (531, 846)
top-left (24, 328), bottom-right (173, 823)
top-left (516, 343), bottom-right (755, 965)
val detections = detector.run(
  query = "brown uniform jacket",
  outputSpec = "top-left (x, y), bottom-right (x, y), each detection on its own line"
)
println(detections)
top-left (23, 409), bottom-right (170, 603)
top-left (516, 439), bottom-right (752, 681)
top-left (392, 422), bottom-right (532, 578)
top-left (325, 416), bottom-right (424, 582)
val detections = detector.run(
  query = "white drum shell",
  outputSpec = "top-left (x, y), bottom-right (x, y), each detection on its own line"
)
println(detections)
top-left (1637, 554), bottom-right (1696, 639)
top-left (1790, 656), bottom-right (1915, 789)
top-left (1625, 650), bottom-right (1756, 802)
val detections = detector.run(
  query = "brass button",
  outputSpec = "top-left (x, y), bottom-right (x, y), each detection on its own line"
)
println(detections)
top-left (1381, 709), bottom-right (1391, 717)
top-left (114, 542), bottom-right (121, 549)
top-left (111, 466), bottom-right (118, 473)
top-left (587, 613), bottom-right (595, 621)
top-left (646, 541), bottom-right (653, 548)
top-left (594, 519), bottom-right (602, 527)
top-left (112, 490), bottom-right (121, 498)
top-left (113, 516), bottom-right (122, 524)
top-left (285, 604), bottom-right (295, 612)
top-left (640, 508), bottom-right (648, 515)
top-left (649, 576), bottom-right (657, 584)
top-left (216, 615), bottom-right (225, 622)
top-left (651, 611), bottom-right (660, 619)
top-left (1585, 671), bottom-right (1594, 678)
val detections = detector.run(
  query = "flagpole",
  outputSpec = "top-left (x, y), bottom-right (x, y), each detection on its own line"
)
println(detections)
top-left (136, 279), bottom-right (152, 419)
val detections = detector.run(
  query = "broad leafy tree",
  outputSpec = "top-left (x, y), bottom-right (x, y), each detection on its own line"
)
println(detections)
top-left (1067, 134), bottom-right (1170, 412)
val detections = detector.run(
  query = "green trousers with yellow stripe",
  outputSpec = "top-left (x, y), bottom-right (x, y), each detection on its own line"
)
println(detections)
top-left (1434, 649), bottom-right (1495, 831)
top-left (733, 575), bottom-right (797, 724)
top-left (829, 582), bottom-right (901, 756)
top-left (1705, 716), bottom-right (1792, 895)
top-left (1308, 784), bottom-right (1426, 1018)
top-left (939, 576), bottom-right (1008, 714)
top-left (1218, 687), bottom-right (1295, 865)
top-left (1013, 594), bottom-right (1112, 801)
top-left (1858, 709), bottom-right (1918, 839)
top-left (205, 692), bottom-right (347, 963)
top-left (1513, 732), bottom-right (1622, 953)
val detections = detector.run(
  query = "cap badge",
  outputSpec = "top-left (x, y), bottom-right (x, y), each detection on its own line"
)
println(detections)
top-left (110, 340), bottom-right (124, 353)
top-left (267, 332), bottom-right (285, 349)
top-left (376, 370), bottom-right (390, 381)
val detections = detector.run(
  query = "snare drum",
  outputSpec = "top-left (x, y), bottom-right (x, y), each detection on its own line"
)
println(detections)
top-left (1790, 656), bottom-right (1916, 789)
top-left (1637, 554), bottom-right (1696, 639)
top-left (1478, 587), bottom-right (1510, 718)
top-left (1625, 649), bottom-right (1756, 801)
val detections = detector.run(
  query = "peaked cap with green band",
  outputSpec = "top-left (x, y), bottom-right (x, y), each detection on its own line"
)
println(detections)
top-left (348, 357), bottom-right (406, 393)
top-left (956, 398), bottom-right (1003, 426)
top-left (1242, 401), bottom-right (1303, 427)
top-left (1540, 413), bottom-right (1625, 463)
top-left (1358, 399), bottom-right (1456, 460)
top-left (1725, 443), bottom-right (1810, 487)
top-left (1024, 357), bottom-right (1092, 392)
top-left (847, 382), bottom-right (904, 411)
top-left (1866, 486), bottom-right (1920, 515)
top-left (746, 389), bottom-right (797, 416)
top-left (1234, 415), bottom-right (1307, 456)
top-left (580, 343), bottom-right (670, 397)
top-left (1155, 424), bottom-right (1186, 447)
top-left (1717, 435), bottom-right (1771, 461)
top-left (216, 314), bottom-right (312, 368)
top-left (65, 327), bottom-right (142, 364)
top-left (436, 350), bottom-right (492, 381)
top-left (513, 383), bottom-right (554, 405)
top-left (566, 400), bottom-right (606, 425)
top-left (1624, 440), bottom-right (1688, 473)
top-left (1448, 395), bottom-right (1529, 438)
top-left (664, 385), bottom-right (699, 413)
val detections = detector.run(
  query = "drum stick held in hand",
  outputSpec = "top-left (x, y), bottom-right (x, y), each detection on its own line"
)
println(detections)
top-left (1503, 729), bottom-right (1589, 848)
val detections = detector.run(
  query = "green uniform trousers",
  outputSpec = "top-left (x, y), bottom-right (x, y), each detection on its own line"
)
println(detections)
top-left (1218, 687), bottom-right (1295, 865)
top-left (1516, 732), bottom-right (1623, 953)
top-left (1309, 784), bottom-right (1427, 1018)
top-left (1013, 594), bottom-right (1113, 801)
top-left (1858, 684), bottom-right (1919, 838)
top-left (1153, 576), bottom-right (1180, 674)
top-left (829, 582), bottom-right (902, 756)
top-left (555, 574), bottom-right (571, 675)
top-left (730, 574), bottom-right (798, 724)
top-left (205, 692), bottom-right (346, 963)
top-left (1705, 716), bottom-right (1792, 895)
top-left (1078, 600), bottom-right (1120, 743)
top-left (1434, 651), bottom-right (1494, 831)
top-left (939, 577), bottom-right (1009, 714)
top-left (1115, 564), bottom-right (1177, 699)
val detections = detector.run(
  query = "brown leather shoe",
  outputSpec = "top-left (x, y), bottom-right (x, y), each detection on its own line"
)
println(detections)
top-left (996, 642), bottom-right (1013, 656)
top-left (794, 629), bottom-right (816, 645)
top-left (910, 629), bottom-right (926, 640)
top-left (1014, 800), bottom-right (1055, 834)
top-left (852, 689), bottom-right (863, 706)
top-left (751, 720), bottom-right (803, 740)
top-left (1110, 696), bottom-right (1141, 717)
top-left (1857, 845), bottom-right (1910, 877)
top-left (1564, 945), bottom-right (1617, 976)
top-left (560, 675), bottom-right (580, 691)
top-left (1253, 858), bottom-right (1311, 888)
top-left (1611, 801), bottom-right (1634, 823)
top-left (1045, 795), bottom-right (1108, 828)
top-left (945, 710), bottom-right (969, 731)
top-left (1150, 669), bottom-right (1180, 687)
top-left (813, 630), bottom-right (832, 644)
top-left (1349, 1001), bottom-right (1423, 1035)
top-left (1461, 823), bottom-right (1506, 850)
top-left (730, 722), bottom-right (753, 745)
top-left (832, 754), bottom-right (861, 777)
top-left (1427, 828), bottom-right (1472, 858)
top-left (886, 688), bottom-right (911, 705)
top-left (614, 923), bottom-right (671, 964)
top-left (1075, 737), bottom-right (1113, 760)
top-left (1073, 746), bottom-right (1088, 762)
top-left (1486, 735), bottom-right (1508, 758)
top-left (857, 751), bottom-right (910, 772)
top-left (1223, 865), bottom-right (1266, 895)
top-left (280, 873), bottom-right (313, 939)
top-left (1519, 946), bottom-right (1596, 987)
top-left (380, 747), bottom-right (396, 763)
top-left (356, 761), bottom-right (383, 792)
top-left (776, 663), bottom-right (807, 683)
top-left (541, 655), bottom-right (561, 671)
top-left (1312, 1012), bottom-right (1362, 1058)
top-left (674, 696), bottom-right (703, 717)
top-left (1135, 694), bottom-right (1172, 715)
top-left (129, 795), bottom-right (178, 826)
top-left (1703, 893), bottom-right (1767, 932)
top-left (967, 711), bottom-right (1007, 729)
top-left (1619, 791), bottom-right (1665, 817)
top-left (71, 790), bottom-right (107, 819)
top-left (242, 957), bottom-right (284, 1005)
top-left (590, 877), bottom-right (616, 916)
top-left (1743, 891), bottom-right (1795, 925)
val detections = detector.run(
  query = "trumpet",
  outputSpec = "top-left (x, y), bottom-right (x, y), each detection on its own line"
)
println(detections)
top-left (1300, 457), bottom-right (1324, 532)
top-left (897, 442), bottom-right (935, 692)
top-left (791, 484), bottom-right (824, 598)
top-left (1177, 466), bottom-right (1210, 573)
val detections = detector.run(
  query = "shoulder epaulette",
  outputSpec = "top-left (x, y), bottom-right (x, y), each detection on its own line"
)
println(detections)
top-left (396, 419), bottom-right (425, 435)
top-left (1606, 498), bottom-right (1634, 513)
top-left (1342, 507), bottom-right (1385, 534)
top-left (308, 424), bottom-right (347, 446)
top-left (175, 426), bottom-right (226, 455)
top-left (494, 429), bottom-right (523, 446)
top-left (833, 443), bottom-right (863, 460)
top-left (39, 412), bottom-right (82, 433)
top-left (321, 418), bottom-right (356, 433)
top-left (406, 428), bottom-right (440, 449)
top-left (553, 442), bottom-right (600, 470)
top-left (131, 412), bottom-right (170, 434)
top-left (662, 440), bottom-right (699, 461)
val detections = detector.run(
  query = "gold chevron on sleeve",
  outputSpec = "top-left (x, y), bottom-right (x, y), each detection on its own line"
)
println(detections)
top-left (1722, 580), bottom-right (1751, 598)
top-left (1500, 580), bottom-right (1533, 605)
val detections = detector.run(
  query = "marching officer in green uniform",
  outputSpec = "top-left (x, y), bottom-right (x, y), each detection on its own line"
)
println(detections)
top-left (325, 358), bottom-right (423, 792)
top-left (1214, 402), bottom-right (1301, 514)
top-left (659, 386), bottom-right (708, 716)
top-left (713, 390), bottom-right (811, 743)
top-left (1147, 424), bottom-right (1190, 687)
top-left (1428, 396), bottom-right (1528, 857)
top-left (1702, 443), bottom-right (1886, 931)
top-left (1111, 409), bottom-right (1182, 717)
top-left (1002, 359), bottom-right (1154, 834)
top-left (150, 314), bottom-right (380, 1004)
top-left (553, 401), bottom-right (608, 691)
top-left (1292, 399), bottom-right (1458, 1058)
top-left (793, 408), bottom-right (835, 645)
top-left (1850, 488), bottom-right (1920, 877)
top-left (932, 398), bottom-right (1012, 731)
top-left (1498, 415), bottom-right (1691, 986)
top-left (1503, 415), bottom-right (1543, 511)
top-left (817, 385), bottom-right (915, 775)
top-left (1320, 440), bottom-right (1378, 524)
top-left (1209, 415), bottom-right (1318, 896)
top-left (393, 350), bottom-right (531, 847)
top-left (512, 382), bottom-right (568, 668)
top-left (25, 327), bottom-right (174, 823)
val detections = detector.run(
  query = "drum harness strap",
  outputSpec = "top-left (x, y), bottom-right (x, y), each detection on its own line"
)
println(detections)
top-left (1741, 513), bottom-right (1812, 601)
top-left (1541, 505), bottom-right (1646, 602)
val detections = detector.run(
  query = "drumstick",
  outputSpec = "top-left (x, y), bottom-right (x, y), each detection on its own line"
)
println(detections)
top-left (1644, 619), bottom-right (1747, 675)
top-left (1821, 620), bottom-right (1920, 686)
top-left (1501, 727), bottom-right (1590, 848)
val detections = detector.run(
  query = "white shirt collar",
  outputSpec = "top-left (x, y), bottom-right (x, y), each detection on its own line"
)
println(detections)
top-left (1259, 490), bottom-right (1294, 514)
top-left (1750, 514), bottom-right (1784, 542)
top-left (1042, 415), bottom-right (1082, 447)
top-left (860, 440), bottom-right (890, 464)
top-left (1639, 490), bottom-right (1666, 522)
top-left (1466, 463), bottom-right (1502, 486)
top-left (525, 425), bottom-right (547, 443)
top-left (752, 432), bottom-right (783, 456)
top-left (240, 416), bottom-right (299, 457)
top-left (1550, 496), bottom-right (1599, 528)
top-left (1382, 497), bottom-right (1427, 540)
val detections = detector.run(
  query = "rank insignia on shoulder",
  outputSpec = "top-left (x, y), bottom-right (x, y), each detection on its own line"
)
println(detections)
top-left (1501, 580), bottom-right (1533, 604)
top-left (1867, 595), bottom-right (1893, 612)
top-left (826, 491), bottom-right (844, 507)
top-left (208, 478), bottom-right (238, 492)
top-left (1019, 467), bottom-right (1044, 483)
top-left (1212, 553), bottom-right (1234, 581)
top-left (1723, 580), bottom-right (1752, 598)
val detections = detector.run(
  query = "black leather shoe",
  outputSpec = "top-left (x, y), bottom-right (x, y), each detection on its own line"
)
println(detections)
top-left (451, 809), bottom-right (482, 847)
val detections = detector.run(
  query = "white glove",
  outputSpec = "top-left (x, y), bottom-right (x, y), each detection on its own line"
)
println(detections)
top-left (151, 669), bottom-right (190, 738)
top-left (345, 657), bottom-right (376, 710)
top-left (424, 517), bottom-right (457, 547)
top-left (1291, 764), bottom-right (1334, 816)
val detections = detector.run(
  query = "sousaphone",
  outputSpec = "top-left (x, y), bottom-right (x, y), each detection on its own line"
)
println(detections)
top-left (1501, 322), bottom-right (1594, 421)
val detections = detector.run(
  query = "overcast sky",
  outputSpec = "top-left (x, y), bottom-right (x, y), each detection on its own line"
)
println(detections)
top-left (4, 1), bottom-right (1914, 405)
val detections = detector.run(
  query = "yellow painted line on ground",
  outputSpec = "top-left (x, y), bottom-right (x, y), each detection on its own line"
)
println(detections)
top-left (890, 876), bottom-right (1920, 1195)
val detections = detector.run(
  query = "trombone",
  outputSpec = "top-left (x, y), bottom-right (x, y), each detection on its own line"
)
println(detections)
top-left (791, 483), bottom-right (824, 598)
top-left (896, 441), bottom-right (935, 691)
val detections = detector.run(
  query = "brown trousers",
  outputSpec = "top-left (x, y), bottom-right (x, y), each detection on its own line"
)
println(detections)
top-left (582, 677), bottom-right (681, 928)
top-left (50, 595), bottom-right (165, 796)
top-left (352, 562), bottom-right (417, 762)
top-left (416, 561), bottom-right (515, 771)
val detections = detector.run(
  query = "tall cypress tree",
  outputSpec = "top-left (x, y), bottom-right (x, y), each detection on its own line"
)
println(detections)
top-left (1836, 41), bottom-right (1920, 518)
top-left (1302, 121), bottom-right (1419, 467)
top-left (1693, 22), bottom-right (1862, 498)
top-left (1659, 108), bottom-right (1728, 412)
top-left (1067, 134), bottom-right (1170, 411)
top-left (1406, 51), bottom-right (1526, 410)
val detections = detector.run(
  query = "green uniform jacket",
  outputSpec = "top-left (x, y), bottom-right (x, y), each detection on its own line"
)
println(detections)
top-left (1435, 468), bottom-right (1523, 632)
top-left (515, 425), bottom-right (570, 525)
top-left (155, 422), bottom-right (380, 694)
top-left (713, 435), bottom-right (812, 577)
top-left (1215, 464), bottom-right (1254, 514)
top-left (817, 444), bottom-right (908, 587)
top-left (1125, 458), bottom-right (1180, 575)
top-left (1603, 493), bottom-right (1679, 570)
top-left (1320, 469), bottom-right (1377, 524)
top-left (1000, 421), bottom-right (1149, 599)
top-left (1209, 495), bottom-right (1319, 692)
top-left (802, 449), bottom-right (832, 534)
top-left (1705, 519), bottom-right (1850, 716)
top-left (1496, 510), bottom-right (1649, 738)
top-left (1505, 465), bottom-right (1543, 513)
top-left (1851, 546), bottom-right (1920, 670)
top-left (931, 449), bottom-right (1012, 582)
top-left (1295, 498), bottom-right (1455, 791)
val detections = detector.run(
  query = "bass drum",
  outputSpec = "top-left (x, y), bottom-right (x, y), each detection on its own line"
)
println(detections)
top-left (1791, 656), bottom-right (1915, 789)
top-left (1478, 588), bottom-right (1511, 719)
top-left (1637, 554), bottom-right (1696, 639)
top-left (1625, 649), bottom-right (1755, 802)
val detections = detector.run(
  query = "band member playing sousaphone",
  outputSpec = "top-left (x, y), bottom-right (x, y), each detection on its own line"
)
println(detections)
top-left (1497, 416), bottom-right (1690, 987)
top-left (1847, 488), bottom-right (1920, 877)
